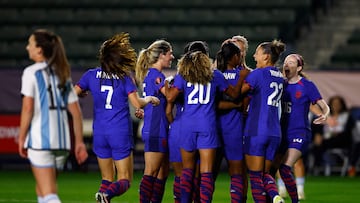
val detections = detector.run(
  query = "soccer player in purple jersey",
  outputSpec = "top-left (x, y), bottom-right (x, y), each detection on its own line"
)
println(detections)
top-left (19, 29), bottom-right (88, 203)
top-left (166, 50), bottom-right (247, 203)
top-left (165, 41), bottom-right (209, 203)
top-left (135, 39), bottom-right (174, 203)
top-left (166, 41), bottom-right (211, 203)
top-left (75, 33), bottom-right (160, 203)
top-left (241, 40), bottom-right (286, 203)
top-left (216, 41), bottom-right (249, 203)
top-left (277, 54), bottom-right (329, 203)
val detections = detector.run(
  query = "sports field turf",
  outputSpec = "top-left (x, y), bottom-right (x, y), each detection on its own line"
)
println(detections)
top-left (0, 170), bottom-right (359, 203)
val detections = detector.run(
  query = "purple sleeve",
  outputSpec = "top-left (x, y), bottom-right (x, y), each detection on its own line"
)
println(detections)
top-left (213, 70), bottom-right (229, 92)
top-left (172, 74), bottom-right (184, 91)
top-left (124, 75), bottom-right (138, 95)
top-left (307, 80), bottom-right (322, 104)
top-left (244, 68), bottom-right (260, 90)
top-left (76, 69), bottom-right (92, 91)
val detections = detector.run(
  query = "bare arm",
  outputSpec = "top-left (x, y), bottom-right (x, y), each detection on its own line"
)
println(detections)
top-left (18, 96), bottom-right (34, 158)
top-left (218, 100), bottom-right (242, 110)
top-left (166, 102), bottom-right (175, 123)
top-left (74, 85), bottom-right (89, 98)
top-left (224, 68), bottom-right (250, 98)
top-left (128, 92), bottom-right (160, 109)
top-left (165, 84), bottom-right (180, 103)
top-left (311, 99), bottom-right (330, 124)
top-left (67, 101), bottom-right (88, 164)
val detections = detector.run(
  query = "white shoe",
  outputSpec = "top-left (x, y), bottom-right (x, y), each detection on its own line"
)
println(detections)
top-left (95, 192), bottom-right (102, 203)
top-left (278, 185), bottom-right (287, 198)
top-left (298, 190), bottom-right (305, 200)
top-left (95, 192), bottom-right (110, 203)
top-left (273, 195), bottom-right (285, 203)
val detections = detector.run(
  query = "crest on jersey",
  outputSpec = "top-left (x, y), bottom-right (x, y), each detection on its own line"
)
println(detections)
top-left (295, 91), bottom-right (302, 99)
top-left (155, 77), bottom-right (162, 84)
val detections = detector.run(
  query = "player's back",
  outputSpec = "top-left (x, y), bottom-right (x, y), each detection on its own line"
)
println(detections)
top-left (244, 66), bottom-right (284, 138)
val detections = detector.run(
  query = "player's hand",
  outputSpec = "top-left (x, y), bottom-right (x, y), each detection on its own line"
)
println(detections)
top-left (239, 67), bottom-right (251, 79)
top-left (135, 108), bottom-right (144, 119)
top-left (78, 90), bottom-right (89, 98)
top-left (18, 137), bottom-right (27, 158)
top-left (313, 114), bottom-right (327, 124)
top-left (145, 96), bottom-right (160, 106)
top-left (75, 142), bottom-right (88, 164)
top-left (165, 76), bottom-right (174, 83)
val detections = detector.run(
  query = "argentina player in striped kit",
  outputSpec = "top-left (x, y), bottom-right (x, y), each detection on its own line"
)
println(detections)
top-left (18, 29), bottom-right (88, 203)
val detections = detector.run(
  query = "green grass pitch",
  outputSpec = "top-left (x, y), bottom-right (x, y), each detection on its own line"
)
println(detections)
top-left (0, 170), bottom-right (359, 202)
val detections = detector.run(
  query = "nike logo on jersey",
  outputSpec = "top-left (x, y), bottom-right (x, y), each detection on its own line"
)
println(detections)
top-left (293, 138), bottom-right (303, 143)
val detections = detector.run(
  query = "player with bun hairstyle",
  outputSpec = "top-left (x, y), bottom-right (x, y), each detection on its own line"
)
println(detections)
top-left (241, 39), bottom-right (286, 203)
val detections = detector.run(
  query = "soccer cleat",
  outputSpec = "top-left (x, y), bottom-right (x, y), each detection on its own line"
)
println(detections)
top-left (298, 190), bottom-right (305, 200)
top-left (273, 195), bottom-right (285, 203)
top-left (278, 185), bottom-right (287, 198)
top-left (95, 192), bottom-right (102, 203)
top-left (95, 192), bottom-right (110, 203)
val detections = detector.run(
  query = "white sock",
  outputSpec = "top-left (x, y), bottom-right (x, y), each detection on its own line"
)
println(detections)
top-left (296, 177), bottom-right (305, 192)
top-left (43, 194), bottom-right (61, 203)
top-left (277, 178), bottom-right (285, 187)
top-left (37, 196), bottom-right (44, 203)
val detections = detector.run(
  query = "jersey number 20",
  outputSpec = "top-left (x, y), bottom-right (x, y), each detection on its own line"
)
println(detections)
top-left (187, 83), bottom-right (211, 104)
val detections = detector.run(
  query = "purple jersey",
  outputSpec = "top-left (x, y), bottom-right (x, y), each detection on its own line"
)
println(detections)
top-left (244, 66), bottom-right (284, 138)
top-left (243, 66), bottom-right (284, 159)
top-left (217, 68), bottom-right (244, 160)
top-left (141, 68), bottom-right (168, 152)
top-left (76, 68), bottom-right (137, 159)
top-left (280, 78), bottom-right (322, 153)
top-left (77, 68), bottom-right (137, 135)
top-left (172, 70), bottom-right (228, 150)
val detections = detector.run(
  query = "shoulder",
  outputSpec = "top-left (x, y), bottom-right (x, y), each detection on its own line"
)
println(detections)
top-left (300, 77), bottom-right (317, 88)
top-left (23, 62), bottom-right (47, 75)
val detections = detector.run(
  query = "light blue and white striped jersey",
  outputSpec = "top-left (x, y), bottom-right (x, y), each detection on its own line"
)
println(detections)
top-left (21, 62), bottom-right (78, 150)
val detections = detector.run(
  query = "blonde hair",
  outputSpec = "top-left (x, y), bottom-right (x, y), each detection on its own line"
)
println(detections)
top-left (232, 35), bottom-right (250, 68)
top-left (135, 39), bottom-right (171, 83)
top-left (177, 51), bottom-right (213, 85)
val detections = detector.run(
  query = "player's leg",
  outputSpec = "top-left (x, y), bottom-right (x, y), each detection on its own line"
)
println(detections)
top-left (140, 152), bottom-right (166, 203)
top-left (180, 148), bottom-right (196, 203)
top-left (172, 161), bottom-right (183, 203)
top-left (151, 155), bottom-right (169, 203)
top-left (28, 149), bottom-right (62, 203)
top-left (294, 158), bottom-right (306, 200)
top-left (279, 148), bottom-right (302, 203)
top-left (228, 160), bottom-right (245, 203)
top-left (198, 148), bottom-right (216, 203)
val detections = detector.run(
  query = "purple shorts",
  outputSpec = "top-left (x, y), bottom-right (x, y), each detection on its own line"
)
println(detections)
top-left (93, 131), bottom-right (133, 160)
top-left (220, 131), bottom-right (244, 161)
top-left (244, 135), bottom-right (280, 161)
top-left (169, 119), bottom-right (182, 162)
top-left (142, 132), bottom-right (168, 153)
top-left (279, 130), bottom-right (311, 155)
top-left (180, 128), bottom-right (220, 151)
